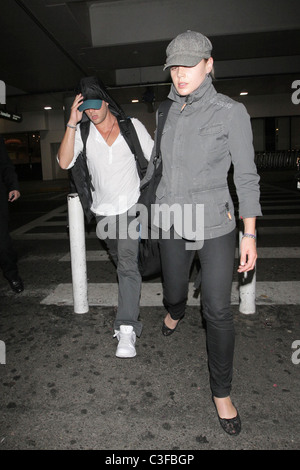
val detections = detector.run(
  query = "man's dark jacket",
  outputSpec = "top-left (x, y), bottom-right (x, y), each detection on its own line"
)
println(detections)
top-left (0, 135), bottom-right (20, 197)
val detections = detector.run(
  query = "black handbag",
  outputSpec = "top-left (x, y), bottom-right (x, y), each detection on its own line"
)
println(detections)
top-left (138, 234), bottom-right (162, 278)
top-left (138, 99), bottom-right (171, 216)
top-left (137, 99), bottom-right (172, 278)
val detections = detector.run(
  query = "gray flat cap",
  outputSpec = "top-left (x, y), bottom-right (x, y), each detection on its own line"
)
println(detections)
top-left (164, 30), bottom-right (212, 70)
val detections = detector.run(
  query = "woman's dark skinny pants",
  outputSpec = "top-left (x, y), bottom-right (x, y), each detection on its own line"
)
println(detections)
top-left (159, 229), bottom-right (236, 398)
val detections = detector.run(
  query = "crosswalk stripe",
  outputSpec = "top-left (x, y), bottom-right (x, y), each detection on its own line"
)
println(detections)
top-left (10, 205), bottom-right (68, 239)
top-left (56, 247), bottom-right (300, 263)
top-left (261, 206), bottom-right (300, 211)
top-left (11, 233), bottom-right (97, 240)
top-left (11, 224), bottom-right (300, 240)
top-left (59, 251), bottom-right (109, 262)
top-left (259, 214), bottom-right (300, 219)
top-left (16, 246), bottom-right (300, 264)
top-left (40, 281), bottom-right (300, 307)
top-left (258, 226), bottom-right (300, 233)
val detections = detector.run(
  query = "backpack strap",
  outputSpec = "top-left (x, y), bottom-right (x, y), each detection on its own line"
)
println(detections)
top-left (118, 116), bottom-right (148, 179)
top-left (79, 119), bottom-right (95, 192)
top-left (68, 119), bottom-right (94, 223)
top-left (154, 99), bottom-right (172, 160)
top-left (147, 98), bottom-right (172, 185)
top-left (119, 100), bottom-right (172, 180)
top-left (80, 120), bottom-right (90, 155)
top-left (138, 99), bottom-right (172, 215)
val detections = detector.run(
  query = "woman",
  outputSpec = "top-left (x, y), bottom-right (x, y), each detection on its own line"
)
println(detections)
top-left (150, 31), bottom-right (262, 435)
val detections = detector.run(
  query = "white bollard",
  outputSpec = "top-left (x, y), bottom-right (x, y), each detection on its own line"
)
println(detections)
top-left (239, 230), bottom-right (256, 314)
top-left (67, 193), bottom-right (89, 314)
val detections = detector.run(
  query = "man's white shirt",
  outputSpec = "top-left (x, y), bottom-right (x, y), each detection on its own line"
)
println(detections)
top-left (68, 118), bottom-right (153, 216)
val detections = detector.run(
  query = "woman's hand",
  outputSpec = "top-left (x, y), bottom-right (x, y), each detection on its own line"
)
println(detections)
top-left (238, 236), bottom-right (257, 273)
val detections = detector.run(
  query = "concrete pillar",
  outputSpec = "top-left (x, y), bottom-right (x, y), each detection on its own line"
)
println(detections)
top-left (68, 193), bottom-right (89, 314)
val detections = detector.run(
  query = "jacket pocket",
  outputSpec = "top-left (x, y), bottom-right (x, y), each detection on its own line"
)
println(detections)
top-left (191, 188), bottom-right (234, 229)
top-left (197, 123), bottom-right (224, 153)
top-left (198, 123), bottom-right (223, 136)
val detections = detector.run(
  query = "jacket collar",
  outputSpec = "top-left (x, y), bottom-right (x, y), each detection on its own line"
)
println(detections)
top-left (168, 74), bottom-right (216, 107)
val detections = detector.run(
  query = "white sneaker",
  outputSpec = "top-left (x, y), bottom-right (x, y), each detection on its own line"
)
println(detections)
top-left (114, 325), bottom-right (136, 358)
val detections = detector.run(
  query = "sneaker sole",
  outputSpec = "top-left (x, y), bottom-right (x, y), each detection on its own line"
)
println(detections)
top-left (116, 350), bottom-right (136, 358)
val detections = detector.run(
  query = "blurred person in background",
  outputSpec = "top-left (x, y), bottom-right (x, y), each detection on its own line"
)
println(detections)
top-left (0, 134), bottom-right (23, 293)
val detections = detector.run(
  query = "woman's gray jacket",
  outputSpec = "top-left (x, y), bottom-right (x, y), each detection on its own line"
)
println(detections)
top-left (144, 75), bottom-right (262, 240)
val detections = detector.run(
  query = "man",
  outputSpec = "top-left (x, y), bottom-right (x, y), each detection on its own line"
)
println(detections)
top-left (58, 76), bottom-right (153, 358)
top-left (0, 134), bottom-right (24, 293)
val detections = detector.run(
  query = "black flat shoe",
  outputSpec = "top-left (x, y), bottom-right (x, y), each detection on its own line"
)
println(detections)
top-left (213, 398), bottom-right (241, 436)
top-left (161, 318), bottom-right (180, 336)
top-left (8, 277), bottom-right (24, 294)
top-left (217, 411), bottom-right (241, 436)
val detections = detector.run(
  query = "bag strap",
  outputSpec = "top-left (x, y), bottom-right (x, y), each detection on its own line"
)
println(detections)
top-left (154, 99), bottom-right (172, 159)
top-left (80, 120), bottom-right (90, 155)
top-left (118, 116), bottom-right (148, 179)
top-left (79, 119), bottom-right (95, 191)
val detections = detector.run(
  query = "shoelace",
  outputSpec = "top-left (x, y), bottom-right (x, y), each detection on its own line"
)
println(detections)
top-left (113, 330), bottom-right (135, 342)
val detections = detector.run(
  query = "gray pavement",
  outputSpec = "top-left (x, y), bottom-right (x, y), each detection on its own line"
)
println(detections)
top-left (0, 170), bottom-right (299, 452)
